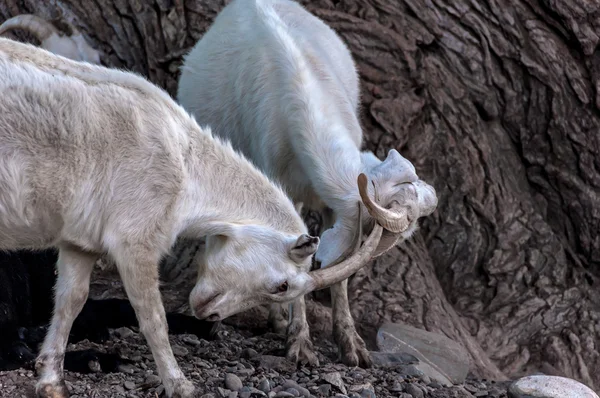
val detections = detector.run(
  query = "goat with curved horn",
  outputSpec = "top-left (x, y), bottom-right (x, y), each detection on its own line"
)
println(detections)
top-left (177, 0), bottom-right (439, 368)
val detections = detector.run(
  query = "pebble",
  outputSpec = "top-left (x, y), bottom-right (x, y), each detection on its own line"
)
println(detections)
top-left (359, 388), bottom-right (376, 398)
top-left (219, 387), bottom-right (232, 397)
top-left (117, 364), bottom-right (136, 374)
top-left (171, 345), bottom-right (189, 356)
top-left (274, 392), bottom-right (296, 398)
top-left (114, 327), bottom-right (135, 339)
top-left (258, 378), bottom-right (271, 393)
top-left (225, 373), bottom-right (244, 392)
top-left (404, 384), bottom-right (424, 398)
top-left (286, 388), bottom-right (300, 397)
top-left (144, 375), bottom-right (161, 386)
top-left (239, 387), bottom-right (252, 398)
top-left (123, 381), bottom-right (136, 391)
top-left (282, 380), bottom-right (311, 397)
top-left (182, 335), bottom-right (201, 346)
top-left (318, 384), bottom-right (332, 395)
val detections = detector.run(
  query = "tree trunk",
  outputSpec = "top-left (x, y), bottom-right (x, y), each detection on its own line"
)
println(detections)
top-left (2, 0), bottom-right (598, 389)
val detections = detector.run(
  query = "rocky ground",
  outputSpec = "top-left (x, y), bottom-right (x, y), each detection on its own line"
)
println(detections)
top-left (0, 323), bottom-right (513, 398)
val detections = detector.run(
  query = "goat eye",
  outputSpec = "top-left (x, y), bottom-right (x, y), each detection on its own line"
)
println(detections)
top-left (278, 281), bottom-right (289, 293)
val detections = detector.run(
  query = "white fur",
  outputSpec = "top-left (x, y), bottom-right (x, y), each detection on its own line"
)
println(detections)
top-left (177, 0), bottom-right (438, 366)
top-left (0, 37), bottom-right (321, 397)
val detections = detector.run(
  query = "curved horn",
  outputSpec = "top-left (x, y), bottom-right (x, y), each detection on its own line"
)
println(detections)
top-left (0, 14), bottom-right (60, 42)
top-left (304, 203), bottom-right (383, 292)
top-left (357, 173), bottom-right (409, 233)
top-left (369, 180), bottom-right (439, 258)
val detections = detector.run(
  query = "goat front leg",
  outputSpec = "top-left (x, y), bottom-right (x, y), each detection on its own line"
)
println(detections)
top-left (285, 296), bottom-right (319, 366)
top-left (331, 279), bottom-right (372, 368)
top-left (35, 245), bottom-right (98, 398)
top-left (114, 245), bottom-right (194, 398)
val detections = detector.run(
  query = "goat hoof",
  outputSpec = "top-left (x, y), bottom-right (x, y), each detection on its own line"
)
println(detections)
top-left (168, 378), bottom-right (195, 398)
top-left (286, 334), bottom-right (319, 367)
top-left (36, 381), bottom-right (69, 398)
top-left (334, 328), bottom-right (372, 368)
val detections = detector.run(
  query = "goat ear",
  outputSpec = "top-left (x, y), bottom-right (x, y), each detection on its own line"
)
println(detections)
top-left (289, 234), bottom-right (320, 263)
top-left (375, 149), bottom-right (419, 186)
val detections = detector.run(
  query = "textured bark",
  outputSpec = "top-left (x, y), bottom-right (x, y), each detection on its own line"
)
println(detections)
top-left (2, 0), bottom-right (599, 389)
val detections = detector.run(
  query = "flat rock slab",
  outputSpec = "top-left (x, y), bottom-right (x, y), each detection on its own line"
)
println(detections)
top-left (376, 322), bottom-right (471, 384)
top-left (508, 375), bottom-right (599, 398)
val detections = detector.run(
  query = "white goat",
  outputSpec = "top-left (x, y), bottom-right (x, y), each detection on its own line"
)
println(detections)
top-left (177, 0), bottom-right (438, 367)
top-left (0, 14), bottom-right (101, 64)
top-left (0, 37), bottom-right (385, 398)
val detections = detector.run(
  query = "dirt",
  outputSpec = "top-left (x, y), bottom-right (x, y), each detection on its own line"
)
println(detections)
top-left (0, 324), bottom-right (512, 398)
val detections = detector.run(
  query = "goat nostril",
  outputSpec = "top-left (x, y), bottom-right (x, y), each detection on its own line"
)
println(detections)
top-left (206, 313), bottom-right (220, 321)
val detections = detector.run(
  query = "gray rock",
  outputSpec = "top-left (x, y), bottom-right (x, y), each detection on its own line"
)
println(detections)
top-left (117, 364), bottom-right (136, 374)
top-left (275, 392), bottom-right (296, 398)
top-left (258, 378), bottom-right (271, 393)
top-left (225, 373), bottom-right (244, 392)
top-left (286, 388), bottom-right (300, 397)
top-left (359, 388), bottom-right (376, 398)
top-left (239, 387), bottom-right (252, 398)
top-left (508, 375), bottom-right (599, 398)
top-left (144, 375), bottom-right (161, 387)
top-left (219, 388), bottom-right (233, 398)
top-left (171, 345), bottom-right (189, 356)
top-left (282, 380), bottom-right (311, 397)
top-left (412, 363), bottom-right (452, 386)
top-left (322, 372), bottom-right (347, 395)
top-left (404, 384), bottom-right (423, 398)
top-left (318, 384), bottom-right (332, 395)
top-left (114, 327), bottom-right (135, 339)
top-left (123, 381), bottom-right (136, 391)
top-left (370, 352), bottom-right (419, 367)
top-left (376, 322), bottom-right (470, 384)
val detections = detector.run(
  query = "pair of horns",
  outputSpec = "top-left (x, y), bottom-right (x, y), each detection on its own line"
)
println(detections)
top-left (303, 172), bottom-right (401, 292)
top-left (306, 200), bottom-right (383, 292)
top-left (0, 14), bottom-right (61, 42)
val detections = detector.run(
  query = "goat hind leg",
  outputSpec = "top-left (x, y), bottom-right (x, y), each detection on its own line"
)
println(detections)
top-left (113, 245), bottom-right (194, 398)
top-left (331, 279), bottom-right (372, 368)
top-left (285, 296), bottom-right (319, 366)
top-left (268, 303), bottom-right (288, 334)
top-left (35, 245), bottom-right (98, 398)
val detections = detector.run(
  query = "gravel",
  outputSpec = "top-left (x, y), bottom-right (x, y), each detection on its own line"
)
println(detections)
top-left (0, 324), bottom-right (513, 397)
